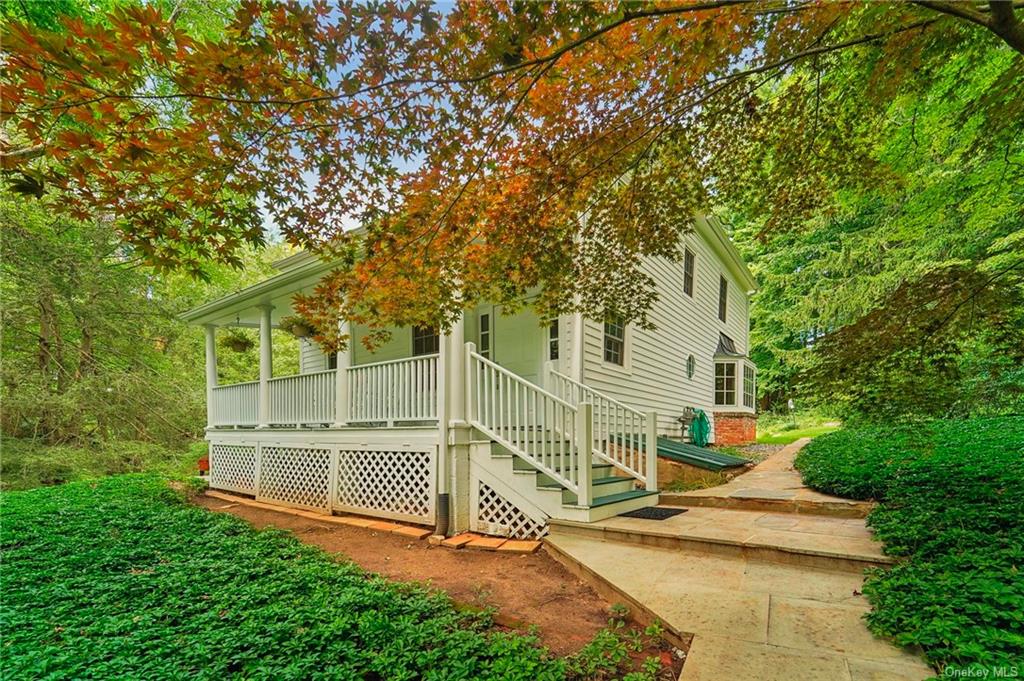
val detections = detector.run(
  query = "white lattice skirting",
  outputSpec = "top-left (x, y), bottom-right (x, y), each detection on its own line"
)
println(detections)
top-left (209, 444), bottom-right (258, 495)
top-left (475, 482), bottom-right (549, 540)
top-left (208, 441), bottom-right (437, 524)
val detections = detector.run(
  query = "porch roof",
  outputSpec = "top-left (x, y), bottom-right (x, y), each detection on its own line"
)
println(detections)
top-left (180, 255), bottom-right (336, 327)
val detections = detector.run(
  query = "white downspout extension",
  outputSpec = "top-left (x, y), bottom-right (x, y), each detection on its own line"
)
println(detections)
top-left (204, 324), bottom-right (218, 427)
top-left (333, 318), bottom-right (351, 428)
top-left (257, 304), bottom-right (274, 428)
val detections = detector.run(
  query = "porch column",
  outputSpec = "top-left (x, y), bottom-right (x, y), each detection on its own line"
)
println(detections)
top-left (257, 304), bottom-right (273, 428)
top-left (333, 318), bottom-right (351, 427)
top-left (446, 312), bottom-right (467, 427)
top-left (204, 324), bottom-right (218, 427)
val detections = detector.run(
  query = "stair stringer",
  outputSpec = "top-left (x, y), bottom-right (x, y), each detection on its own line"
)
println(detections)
top-left (468, 444), bottom-right (591, 537)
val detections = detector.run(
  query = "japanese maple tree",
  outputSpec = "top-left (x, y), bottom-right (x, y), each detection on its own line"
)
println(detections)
top-left (2, 1), bottom-right (1022, 348)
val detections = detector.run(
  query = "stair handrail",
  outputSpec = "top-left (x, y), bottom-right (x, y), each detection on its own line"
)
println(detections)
top-left (466, 343), bottom-right (591, 501)
top-left (546, 365), bottom-right (657, 491)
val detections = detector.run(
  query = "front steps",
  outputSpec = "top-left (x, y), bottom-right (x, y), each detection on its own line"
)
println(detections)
top-left (470, 440), bottom-right (658, 528)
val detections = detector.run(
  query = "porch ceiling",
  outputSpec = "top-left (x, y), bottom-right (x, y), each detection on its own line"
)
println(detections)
top-left (180, 257), bottom-right (337, 327)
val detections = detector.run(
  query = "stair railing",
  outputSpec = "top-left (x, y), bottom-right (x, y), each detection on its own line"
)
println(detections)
top-left (466, 343), bottom-right (592, 504)
top-left (546, 364), bottom-right (657, 491)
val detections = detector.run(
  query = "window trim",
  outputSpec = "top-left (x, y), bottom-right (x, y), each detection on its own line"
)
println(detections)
top-left (602, 315), bottom-right (627, 368)
top-left (718, 275), bottom-right (728, 323)
top-left (547, 318), bottom-right (559, 361)
top-left (743, 362), bottom-right (756, 410)
top-left (478, 311), bottom-right (492, 359)
top-left (714, 361), bottom-right (737, 407)
top-left (412, 326), bottom-right (440, 356)
top-left (683, 248), bottom-right (695, 298)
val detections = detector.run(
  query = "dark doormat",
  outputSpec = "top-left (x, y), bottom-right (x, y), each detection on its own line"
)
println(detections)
top-left (619, 507), bottom-right (688, 520)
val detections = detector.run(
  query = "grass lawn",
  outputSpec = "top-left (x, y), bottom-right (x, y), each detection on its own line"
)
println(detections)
top-left (0, 476), bottom-right (661, 680)
top-left (794, 416), bottom-right (1024, 673)
top-left (756, 412), bottom-right (841, 445)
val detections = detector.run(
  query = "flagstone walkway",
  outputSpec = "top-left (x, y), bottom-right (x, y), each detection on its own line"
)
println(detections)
top-left (545, 441), bottom-right (934, 680)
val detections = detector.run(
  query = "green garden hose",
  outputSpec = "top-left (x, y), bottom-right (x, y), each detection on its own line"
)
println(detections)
top-left (690, 409), bottom-right (711, 447)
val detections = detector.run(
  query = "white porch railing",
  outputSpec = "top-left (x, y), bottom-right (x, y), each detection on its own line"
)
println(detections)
top-left (347, 354), bottom-right (439, 425)
top-left (268, 369), bottom-right (336, 426)
top-left (548, 367), bottom-right (656, 489)
top-left (210, 381), bottom-right (259, 427)
top-left (467, 346), bottom-right (588, 501)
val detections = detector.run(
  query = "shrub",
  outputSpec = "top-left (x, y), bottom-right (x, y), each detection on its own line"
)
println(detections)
top-left (0, 437), bottom-right (201, 491)
top-left (794, 416), bottom-right (1024, 671)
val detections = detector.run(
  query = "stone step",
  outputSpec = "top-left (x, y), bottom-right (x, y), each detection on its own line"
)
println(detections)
top-left (548, 507), bottom-right (893, 573)
top-left (544, 533), bottom-right (932, 681)
top-left (660, 492), bottom-right (874, 519)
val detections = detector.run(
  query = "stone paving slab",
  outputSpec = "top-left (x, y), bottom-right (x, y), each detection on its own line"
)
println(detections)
top-left (545, 533), bottom-right (932, 681)
top-left (660, 439), bottom-right (875, 518)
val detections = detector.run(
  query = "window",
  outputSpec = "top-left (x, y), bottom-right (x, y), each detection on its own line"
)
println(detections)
top-left (547, 318), bottom-right (559, 360)
top-left (327, 353), bottom-right (338, 370)
top-left (603, 315), bottom-right (625, 366)
top-left (412, 326), bottom-right (439, 356)
top-left (686, 354), bottom-right (696, 379)
top-left (714, 362), bottom-right (736, 406)
top-left (718, 275), bottom-right (728, 322)
top-left (683, 248), bottom-right (695, 297)
top-left (479, 313), bottom-right (491, 359)
top-left (743, 364), bottom-right (756, 409)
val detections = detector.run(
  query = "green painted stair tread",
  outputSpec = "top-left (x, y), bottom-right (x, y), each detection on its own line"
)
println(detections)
top-left (536, 476), bottom-right (628, 490)
top-left (589, 489), bottom-right (659, 508)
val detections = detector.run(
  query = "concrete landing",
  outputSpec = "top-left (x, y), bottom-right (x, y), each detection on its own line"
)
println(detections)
top-left (661, 438), bottom-right (875, 518)
top-left (545, 534), bottom-right (932, 681)
top-left (550, 505), bottom-right (891, 572)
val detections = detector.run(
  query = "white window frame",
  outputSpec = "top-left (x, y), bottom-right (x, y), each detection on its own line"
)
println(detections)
top-left (602, 315), bottom-right (627, 368)
top-left (714, 361), bottom-right (737, 407)
top-left (478, 311), bottom-right (492, 359)
top-left (683, 247), bottom-right (695, 298)
top-left (743, 362), bottom-right (756, 410)
top-left (547, 318), bottom-right (559, 361)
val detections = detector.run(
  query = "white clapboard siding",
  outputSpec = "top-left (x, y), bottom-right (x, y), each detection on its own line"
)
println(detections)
top-left (299, 339), bottom-right (328, 374)
top-left (581, 218), bottom-right (752, 439)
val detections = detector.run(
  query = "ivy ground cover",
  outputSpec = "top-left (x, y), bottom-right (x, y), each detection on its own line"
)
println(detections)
top-left (0, 476), bottom-right (568, 680)
top-left (795, 417), bottom-right (1024, 673)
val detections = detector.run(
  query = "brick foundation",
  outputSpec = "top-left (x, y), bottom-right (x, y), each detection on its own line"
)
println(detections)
top-left (713, 412), bottom-right (757, 445)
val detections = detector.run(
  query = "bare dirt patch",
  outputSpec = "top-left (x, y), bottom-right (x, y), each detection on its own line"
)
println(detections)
top-left (195, 494), bottom-right (611, 656)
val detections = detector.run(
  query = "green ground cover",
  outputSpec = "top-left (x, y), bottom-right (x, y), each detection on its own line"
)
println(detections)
top-left (0, 476), bottom-right (663, 680)
top-left (795, 417), bottom-right (1024, 673)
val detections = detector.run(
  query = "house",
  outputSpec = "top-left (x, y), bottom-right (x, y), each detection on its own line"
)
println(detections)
top-left (182, 214), bottom-right (757, 538)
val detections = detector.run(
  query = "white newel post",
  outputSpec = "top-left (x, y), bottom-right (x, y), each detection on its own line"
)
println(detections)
top-left (333, 318), bottom-right (351, 427)
top-left (575, 402), bottom-right (594, 506)
top-left (204, 324), bottom-right (218, 427)
top-left (645, 411), bottom-right (658, 491)
top-left (257, 304), bottom-right (273, 428)
top-left (464, 341), bottom-right (476, 424)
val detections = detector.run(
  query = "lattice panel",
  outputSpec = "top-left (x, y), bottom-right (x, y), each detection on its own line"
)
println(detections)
top-left (257, 446), bottom-right (332, 511)
top-left (477, 482), bottom-right (549, 540)
top-left (335, 449), bottom-right (435, 523)
top-left (209, 443), bottom-right (257, 495)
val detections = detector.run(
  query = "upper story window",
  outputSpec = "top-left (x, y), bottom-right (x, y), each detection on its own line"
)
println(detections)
top-left (547, 318), bottom-right (559, 360)
top-left (714, 361), bottom-right (736, 406)
top-left (718, 275), bottom-right (728, 322)
top-left (683, 248), bottom-right (695, 297)
top-left (603, 315), bottom-right (625, 366)
top-left (743, 363), bottom-right (756, 409)
top-left (478, 313), bottom-right (491, 359)
top-left (412, 326), bottom-right (439, 356)
top-left (327, 353), bottom-right (338, 370)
